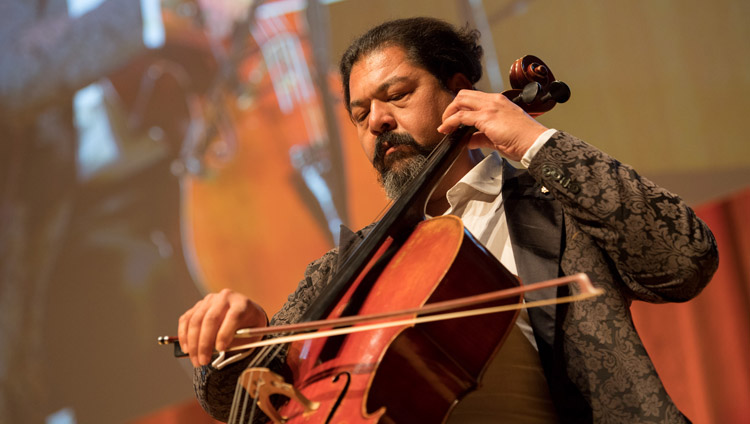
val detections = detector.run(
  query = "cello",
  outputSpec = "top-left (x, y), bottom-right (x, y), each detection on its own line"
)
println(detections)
top-left (161, 55), bottom-right (599, 423)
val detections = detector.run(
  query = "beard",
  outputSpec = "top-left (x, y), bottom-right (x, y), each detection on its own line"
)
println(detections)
top-left (373, 131), bottom-right (435, 200)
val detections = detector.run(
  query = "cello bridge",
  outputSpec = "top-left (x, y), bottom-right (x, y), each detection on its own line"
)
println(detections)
top-left (238, 367), bottom-right (320, 424)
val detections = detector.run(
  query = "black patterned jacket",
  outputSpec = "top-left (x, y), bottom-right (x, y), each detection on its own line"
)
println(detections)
top-left (195, 131), bottom-right (718, 423)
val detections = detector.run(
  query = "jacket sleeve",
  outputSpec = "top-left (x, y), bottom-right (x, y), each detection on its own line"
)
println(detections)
top-left (192, 248), bottom-right (340, 422)
top-left (527, 131), bottom-right (718, 303)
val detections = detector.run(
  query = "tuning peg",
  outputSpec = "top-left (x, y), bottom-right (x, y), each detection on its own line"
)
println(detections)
top-left (512, 82), bottom-right (542, 105)
top-left (539, 81), bottom-right (571, 104)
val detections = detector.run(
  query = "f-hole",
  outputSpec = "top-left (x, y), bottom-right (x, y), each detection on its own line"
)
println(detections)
top-left (325, 371), bottom-right (352, 424)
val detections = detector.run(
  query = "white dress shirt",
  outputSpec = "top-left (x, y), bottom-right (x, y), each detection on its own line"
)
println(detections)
top-left (444, 129), bottom-right (559, 423)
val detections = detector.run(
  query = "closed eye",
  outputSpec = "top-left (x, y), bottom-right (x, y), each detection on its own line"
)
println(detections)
top-left (354, 111), bottom-right (368, 124)
top-left (389, 92), bottom-right (408, 102)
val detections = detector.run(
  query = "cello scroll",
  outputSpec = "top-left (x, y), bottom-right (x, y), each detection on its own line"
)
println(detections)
top-left (503, 55), bottom-right (571, 116)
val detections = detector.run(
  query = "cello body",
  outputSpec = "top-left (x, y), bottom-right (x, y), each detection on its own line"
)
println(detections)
top-left (273, 215), bottom-right (521, 423)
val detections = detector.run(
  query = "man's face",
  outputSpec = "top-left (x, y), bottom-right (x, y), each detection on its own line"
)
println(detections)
top-left (348, 46), bottom-right (457, 199)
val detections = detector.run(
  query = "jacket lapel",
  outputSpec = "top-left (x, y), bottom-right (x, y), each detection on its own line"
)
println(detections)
top-left (502, 161), bottom-right (563, 349)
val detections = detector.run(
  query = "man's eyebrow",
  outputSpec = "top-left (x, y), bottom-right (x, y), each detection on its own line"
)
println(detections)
top-left (349, 75), bottom-right (410, 109)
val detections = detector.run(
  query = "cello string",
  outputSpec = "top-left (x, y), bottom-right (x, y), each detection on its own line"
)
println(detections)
top-left (239, 371), bottom-right (251, 424)
top-left (238, 369), bottom-right (251, 424)
top-left (228, 369), bottom-right (244, 423)
top-left (247, 368), bottom-right (262, 424)
top-left (228, 357), bottom-right (267, 423)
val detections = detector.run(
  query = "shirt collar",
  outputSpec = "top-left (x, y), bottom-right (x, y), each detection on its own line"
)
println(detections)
top-left (449, 151), bottom-right (504, 195)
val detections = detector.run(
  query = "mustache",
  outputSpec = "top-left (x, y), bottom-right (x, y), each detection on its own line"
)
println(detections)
top-left (373, 132), bottom-right (432, 173)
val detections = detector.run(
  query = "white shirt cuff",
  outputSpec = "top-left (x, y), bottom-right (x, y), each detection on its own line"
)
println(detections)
top-left (520, 128), bottom-right (557, 168)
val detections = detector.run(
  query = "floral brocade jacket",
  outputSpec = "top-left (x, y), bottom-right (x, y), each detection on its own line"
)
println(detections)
top-left (195, 132), bottom-right (719, 423)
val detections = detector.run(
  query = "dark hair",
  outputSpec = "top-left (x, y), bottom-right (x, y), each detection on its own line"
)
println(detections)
top-left (339, 17), bottom-right (484, 114)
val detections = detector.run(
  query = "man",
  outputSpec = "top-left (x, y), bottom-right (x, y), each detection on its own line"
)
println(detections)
top-left (179, 17), bottom-right (718, 423)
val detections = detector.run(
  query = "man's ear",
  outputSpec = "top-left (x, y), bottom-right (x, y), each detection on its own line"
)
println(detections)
top-left (446, 73), bottom-right (473, 94)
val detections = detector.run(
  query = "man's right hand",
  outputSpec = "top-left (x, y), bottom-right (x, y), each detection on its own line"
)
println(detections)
top-left (177, 289), bottom-right (267, 367)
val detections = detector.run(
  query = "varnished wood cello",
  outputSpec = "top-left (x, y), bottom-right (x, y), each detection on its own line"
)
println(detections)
top-left (161, 55), bottom-right (600, 423)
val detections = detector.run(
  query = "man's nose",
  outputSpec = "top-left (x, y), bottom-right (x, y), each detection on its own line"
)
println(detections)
top-left (368, 101), bottom-right (396, 135)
